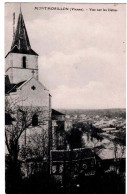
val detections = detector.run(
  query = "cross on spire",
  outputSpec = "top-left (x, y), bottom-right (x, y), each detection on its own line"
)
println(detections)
top-left (20, 3), bottom-right (22, 13)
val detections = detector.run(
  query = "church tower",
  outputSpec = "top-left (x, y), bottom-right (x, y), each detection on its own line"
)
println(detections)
top-left (5, 9), bottom-right (38, 84)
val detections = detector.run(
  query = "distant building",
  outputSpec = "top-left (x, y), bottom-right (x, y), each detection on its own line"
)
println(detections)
top-left (52, 109), bottom-right (67, 150)
top-left (50, 148), bottom-right (96, 176)
top-left (65, 114), bottom-right (71, 119)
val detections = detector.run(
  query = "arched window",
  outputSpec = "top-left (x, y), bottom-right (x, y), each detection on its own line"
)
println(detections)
top-left (23, 56), bottom-right (26, 68)
top-left (32, 114), bottom-right (38, 126)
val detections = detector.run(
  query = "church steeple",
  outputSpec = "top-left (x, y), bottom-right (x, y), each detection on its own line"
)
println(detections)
top-left (5, 8), bottom-right (39, 84)
top-left (7, 9), bottom-right (38, 56)
top-left (11, 10), bottom-right (31, 51)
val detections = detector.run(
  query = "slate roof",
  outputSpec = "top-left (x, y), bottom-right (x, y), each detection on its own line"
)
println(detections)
top-left (5, 75), bottom-right (26, 94)
top-left (5, 10), bottom-right (38, 58)
top-left (52, 109), bottom-right (65, 116)
top-left (51, 148), bottom-right (95, 162)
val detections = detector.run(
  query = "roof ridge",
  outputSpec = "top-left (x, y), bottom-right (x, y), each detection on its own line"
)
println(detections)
top-left (6, 80), bottom-right (26, 94)
top-left (17, 77), bottom-right (49, 92)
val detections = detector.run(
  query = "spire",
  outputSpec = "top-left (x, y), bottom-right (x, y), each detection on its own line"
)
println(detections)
top-left (8, 8), bottom-right (38, 56)
top-left (11, 10), bottom-right (31, 51)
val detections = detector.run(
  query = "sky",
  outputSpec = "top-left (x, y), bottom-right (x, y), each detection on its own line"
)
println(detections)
top-left (5, 3), bottom-right (126, 109)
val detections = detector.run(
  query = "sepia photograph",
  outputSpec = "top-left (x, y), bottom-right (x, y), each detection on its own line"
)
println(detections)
top-left (5, 3), bottom-right (126, 194)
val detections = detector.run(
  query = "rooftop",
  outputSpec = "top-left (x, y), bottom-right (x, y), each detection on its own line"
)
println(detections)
top-left (5, 10), bottom-right (38, 58)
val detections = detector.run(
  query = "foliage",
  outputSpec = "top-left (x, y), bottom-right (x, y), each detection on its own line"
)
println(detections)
top-left (5, 96), bottom-right (50, 193)
top-left (75, 171), bottom-right (125, 194)
top-left (66, 125), bottom-right (83, 149)
top-left (5, 155), bottom-right (23, 194)
top-left (5, 96), bottom-right (49, 161)
top-left (20, 132), bottom-right (48, 161)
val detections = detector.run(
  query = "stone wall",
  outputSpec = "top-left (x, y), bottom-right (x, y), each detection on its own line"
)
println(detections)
top-left (5, 53), bottom-right (38, 83)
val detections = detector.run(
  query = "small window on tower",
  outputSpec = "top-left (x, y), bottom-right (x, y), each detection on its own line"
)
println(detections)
top-left (32, 114), bottom-right (38, 126)
top-left (23, 56), bottom-right (26, 68)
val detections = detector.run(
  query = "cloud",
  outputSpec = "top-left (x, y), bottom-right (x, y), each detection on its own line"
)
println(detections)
top-left (38, 47), bottom-right (125, 87)
top-left (38, 47), bottom-right (125, 109)
top-left (5, 3), bottom-right (126, 109)
top-left (26, 9), bottom-right (125, 56)
top-left (51, 81), bottom-right (125, 109)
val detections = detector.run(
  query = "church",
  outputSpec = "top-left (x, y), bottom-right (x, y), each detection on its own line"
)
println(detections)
top-left (5, 8), bottom-right (66, 169)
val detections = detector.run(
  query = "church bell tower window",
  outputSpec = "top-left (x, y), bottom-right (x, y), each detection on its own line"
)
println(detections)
top-left (23, 56), bottom-right (26, 68)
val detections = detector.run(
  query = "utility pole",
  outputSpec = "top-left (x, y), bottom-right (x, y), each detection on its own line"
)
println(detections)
top-left (13, 12), bottom-right (15, 38)
top-left (48, 95), bottom-right (52, 174)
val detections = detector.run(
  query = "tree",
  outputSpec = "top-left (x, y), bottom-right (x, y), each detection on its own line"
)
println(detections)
top-left (5, 96), bottom-right (49, 162)
top-left (20, 131), bottom-right (48, 161)
top-left (66, 124), bottom-right (83, 149)
top-left (5, 96), bottom-right (51, 193)
top-left (112, 135), bottom-right (125, 174)
top-left (20, 131), bottom-right (49, 177)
